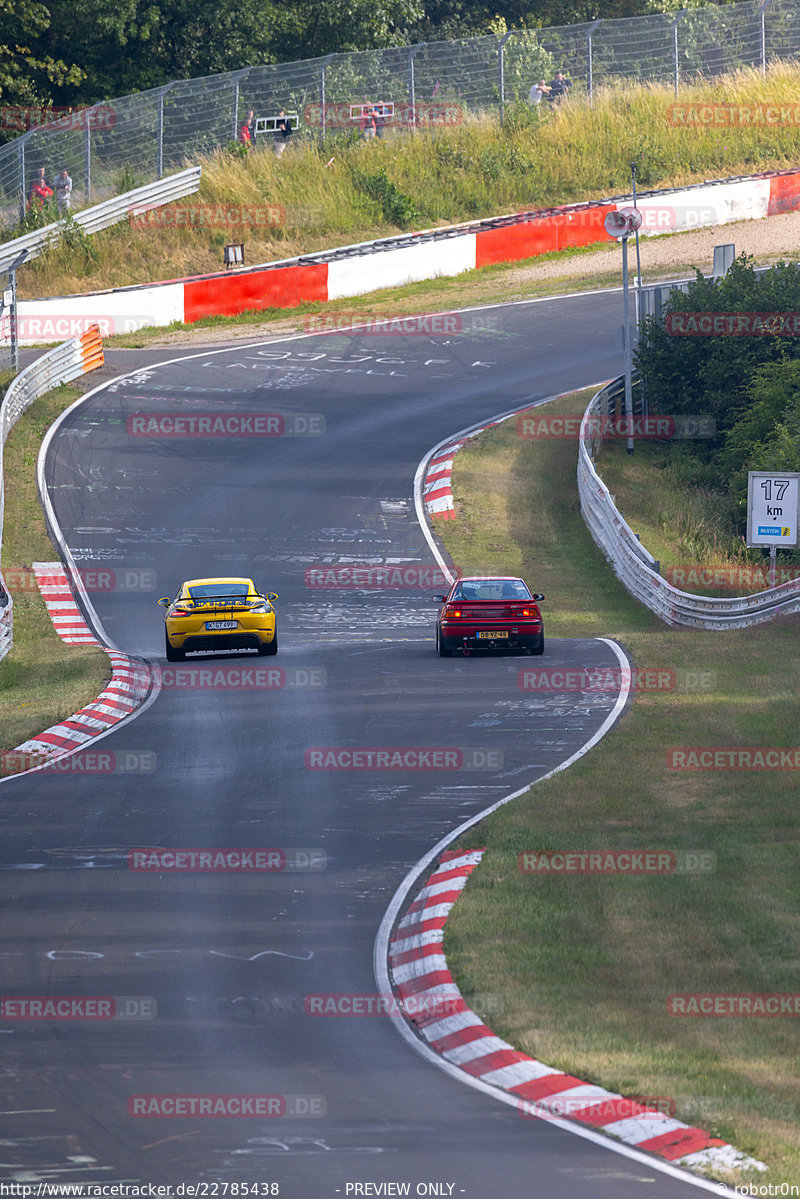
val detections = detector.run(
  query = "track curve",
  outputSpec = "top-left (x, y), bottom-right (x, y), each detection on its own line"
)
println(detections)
top-left (0, 295), bottom-right (719, 1196)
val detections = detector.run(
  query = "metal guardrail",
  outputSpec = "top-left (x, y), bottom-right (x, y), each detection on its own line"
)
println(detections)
top-left (0, 326), bottom-right (104, 661)
top-left (0, 166), bottom-right (201, 275)
top-left (577, 377), bottom-right (800, 629)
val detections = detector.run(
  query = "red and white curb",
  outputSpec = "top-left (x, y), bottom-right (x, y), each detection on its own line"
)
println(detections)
top-left (9, 562), bottom-right (151, 766)
top-left (423, 419), bottom-right (506, 521)
top-left (388, 848), bottom-right (766, 1177)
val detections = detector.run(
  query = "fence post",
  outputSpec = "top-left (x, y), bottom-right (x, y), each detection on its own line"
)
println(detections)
top-left (231, 69), bottom-right (251, 144)
top-left (82, 102), bottom-right (104, 202)
top-left (320, 54), bottom-right (335, 138)
top-left (498, 31), bottom-right (514, 122)
top-left (408, 44), bottom-right (423, 129)
top-left (156, 85), bottom-right (174, 179)
top-left (759, 0), bottom-right (774, 77)
top-left (7, 251), bottom-right (27, 375)
top-left (84, 112), bottom-right (92, 201)
top-left (17, 137), bottom-right (26, 223)
top-left (587, 19), bottom-right (602, 106)
top-left (672, 10), bottom-right (688, 99)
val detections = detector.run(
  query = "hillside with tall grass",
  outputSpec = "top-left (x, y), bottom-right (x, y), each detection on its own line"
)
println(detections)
top-left (16, 64), bottom-right (800, 299)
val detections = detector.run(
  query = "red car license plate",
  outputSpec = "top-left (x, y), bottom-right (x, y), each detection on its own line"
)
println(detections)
top-left (477, 631), bottom-right (508, 638)
top-left (205, 620), bottom-right (237, 630)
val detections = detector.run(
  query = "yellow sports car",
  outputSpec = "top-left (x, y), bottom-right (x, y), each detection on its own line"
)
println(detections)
top-left (158, 577), bottom-right (278, 661)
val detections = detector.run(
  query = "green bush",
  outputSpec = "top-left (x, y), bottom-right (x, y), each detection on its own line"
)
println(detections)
top-left (352, 166), bottom-right (419, 227)
top-left (635, 256), bottom-right (800, 532)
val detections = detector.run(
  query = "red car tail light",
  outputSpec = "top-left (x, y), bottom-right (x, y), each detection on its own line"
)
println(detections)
top-left (171, 608), bottom-right (191, 617)
top-left (445, 606), bottom-right (462, 618)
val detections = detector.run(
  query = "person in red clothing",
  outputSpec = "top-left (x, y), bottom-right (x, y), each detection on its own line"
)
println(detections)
top-left (238, 110), bottom-right (254, 149)
top-left (27, 167), bottom-right (53, 207)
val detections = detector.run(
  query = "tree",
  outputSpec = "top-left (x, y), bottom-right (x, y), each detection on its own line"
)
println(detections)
top-left (0, 0), bottom-right (84, 139)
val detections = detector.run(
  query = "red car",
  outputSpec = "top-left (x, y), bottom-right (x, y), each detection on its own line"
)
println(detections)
top-left (433, 575), bottom-right (545, 657)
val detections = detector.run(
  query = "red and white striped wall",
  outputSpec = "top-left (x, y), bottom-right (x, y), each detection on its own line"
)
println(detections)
top-left (389, 848), bottom-right (766, 1177)
top-left (8, 562), bottom-right (151, 768)
top-left (11, 167), bottom-right (800, 344)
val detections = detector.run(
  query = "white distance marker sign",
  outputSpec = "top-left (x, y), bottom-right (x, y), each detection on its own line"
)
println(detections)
top-left (746, 471), bottom-right (800, 547)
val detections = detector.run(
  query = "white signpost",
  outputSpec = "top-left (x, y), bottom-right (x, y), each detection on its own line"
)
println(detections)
top-left (746, 470), bottom-right (800, 586)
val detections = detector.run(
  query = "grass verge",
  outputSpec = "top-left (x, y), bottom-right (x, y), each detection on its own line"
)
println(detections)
top-left (596, 438), bottom-right (800, 595)
top-left (435, 389), bottom-right (800, 1184)
top-left (0, 380), bottom-right (109, 767)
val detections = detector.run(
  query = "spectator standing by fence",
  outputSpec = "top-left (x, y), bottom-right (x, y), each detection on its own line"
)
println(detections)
top-left (362, 106), bottom-right (383, 140)
top-left (54, 168), bottom-right (72, 214)
top-left (548, 72), bottom-right (572, 102)
top-left (528, 79), bottom-right (551, 104)
top-left (274, 109), bottom-right (292, 157)
top-left (238, 110), bottom-right (254, 149)
top-left (27, 167), bottom-right (53, 208)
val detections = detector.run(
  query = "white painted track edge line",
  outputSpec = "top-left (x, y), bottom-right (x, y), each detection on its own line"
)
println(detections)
top-left (379, 397), bottom-right (741, 1195)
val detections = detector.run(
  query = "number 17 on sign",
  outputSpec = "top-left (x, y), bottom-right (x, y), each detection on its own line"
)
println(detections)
top-left (746, 470), bottom-right (800, 586)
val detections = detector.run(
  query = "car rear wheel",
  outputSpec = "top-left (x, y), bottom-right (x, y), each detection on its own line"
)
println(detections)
top-left (436, 627), bottom-right (453, 657)
top-left (165, 630), bottom-right (185, 661)
top-left (258, 630), bottom-right (278, 656)
top-left (528, 633), bottom-right (545, 656)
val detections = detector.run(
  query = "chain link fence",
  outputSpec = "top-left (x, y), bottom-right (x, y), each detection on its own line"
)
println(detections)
top-left (2, 0), bottom-right (800, 235)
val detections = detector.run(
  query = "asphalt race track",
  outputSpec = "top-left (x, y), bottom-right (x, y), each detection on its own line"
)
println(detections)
top-left (1, 294), bottom-right (718, 1196)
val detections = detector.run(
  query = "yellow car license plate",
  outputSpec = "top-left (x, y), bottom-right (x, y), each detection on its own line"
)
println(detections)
top-left (206, 620), bottom-right (237, 630)
top-left (477, 631), bottom-right (508, 638)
